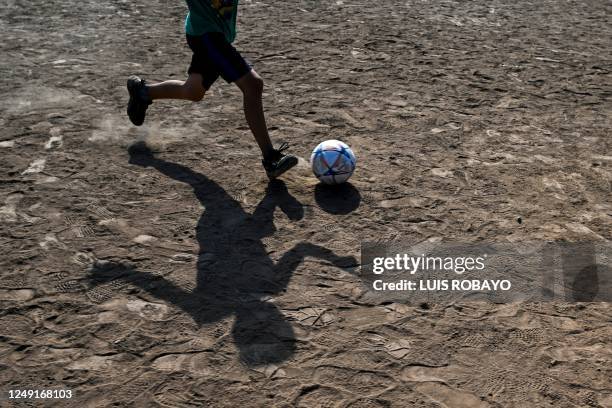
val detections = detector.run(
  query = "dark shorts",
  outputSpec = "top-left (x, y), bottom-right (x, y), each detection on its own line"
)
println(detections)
top-left (186, 33), bottom-right (252, 89)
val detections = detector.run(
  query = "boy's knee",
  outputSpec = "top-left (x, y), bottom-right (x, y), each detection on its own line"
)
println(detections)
top-left (252, 75), bottom-right (264, 94)
top-left (192, 91), bottom-right (205, 102)
top-left (242, 74), bottom-right (264, 97)
top-left (183, 82), bottom-right (205, 102)
top-left (188, 88), bottom-right (206, 102)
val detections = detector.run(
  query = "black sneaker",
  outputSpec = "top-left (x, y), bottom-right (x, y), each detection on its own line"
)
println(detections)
top-left (127, 76), bottom-right (152, 126)
top-left (262, 142), bottom-right (298, 179)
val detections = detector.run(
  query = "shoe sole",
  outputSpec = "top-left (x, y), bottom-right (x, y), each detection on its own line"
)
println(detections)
top-left (266, 156), bottom-right (298, 179)
top-left (127, 77), bottom-right (146, 126)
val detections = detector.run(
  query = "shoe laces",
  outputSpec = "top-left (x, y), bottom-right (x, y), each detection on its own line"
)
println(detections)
top-left (276, 142), bottom-right (290, 153)
top-left (264, 142), bottom-right (290, 166)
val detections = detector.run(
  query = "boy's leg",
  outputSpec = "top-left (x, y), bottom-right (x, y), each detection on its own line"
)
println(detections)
top-left (148, 73), bottom-right (206, 101)
top-left (234, 69), bottom-right (297, 179)
top-left (234, 70), bottom-right (274, 159)
top-left (127, 73), bottom-right (207, 126)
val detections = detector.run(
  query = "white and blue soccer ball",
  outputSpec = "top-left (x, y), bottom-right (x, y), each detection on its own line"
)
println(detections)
top-left (310, 140), bottom-right (356, 185)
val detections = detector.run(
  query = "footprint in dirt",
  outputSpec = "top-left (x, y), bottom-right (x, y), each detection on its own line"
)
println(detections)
top-left (88, 141), bottom-right (358, 366)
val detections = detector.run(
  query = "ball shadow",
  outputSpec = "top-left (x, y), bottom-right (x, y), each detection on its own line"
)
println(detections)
top-left (314, 182), bottom-right (361, 215)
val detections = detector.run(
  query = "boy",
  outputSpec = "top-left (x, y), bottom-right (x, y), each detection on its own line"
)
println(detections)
top-left (126, 0), bottom-right (297, 179)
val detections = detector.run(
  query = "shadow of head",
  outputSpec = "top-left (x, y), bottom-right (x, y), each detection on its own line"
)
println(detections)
top-left (314, 182), bottom-right (361, 214)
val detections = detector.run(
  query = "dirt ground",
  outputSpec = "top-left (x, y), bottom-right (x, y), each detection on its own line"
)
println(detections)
top-left (1, 0), bottom-right (611, 407)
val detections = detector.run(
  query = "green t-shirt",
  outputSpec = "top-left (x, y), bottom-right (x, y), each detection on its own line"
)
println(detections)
top-left (185, 0), bottom-right (238, 43)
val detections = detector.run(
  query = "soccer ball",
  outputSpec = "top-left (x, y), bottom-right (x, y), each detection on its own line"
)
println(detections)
top-left (310, 140), bottom-right (356, 184)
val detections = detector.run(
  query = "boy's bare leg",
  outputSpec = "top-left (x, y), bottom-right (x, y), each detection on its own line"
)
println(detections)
top-left (234, 69), bottom-right (275, 159)
top-left (127, 73), bottom-right (206, 126)
top-left (234, 69), bottom-right (298, 178)
top-left (147, 73), bottom-right (206, 102)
